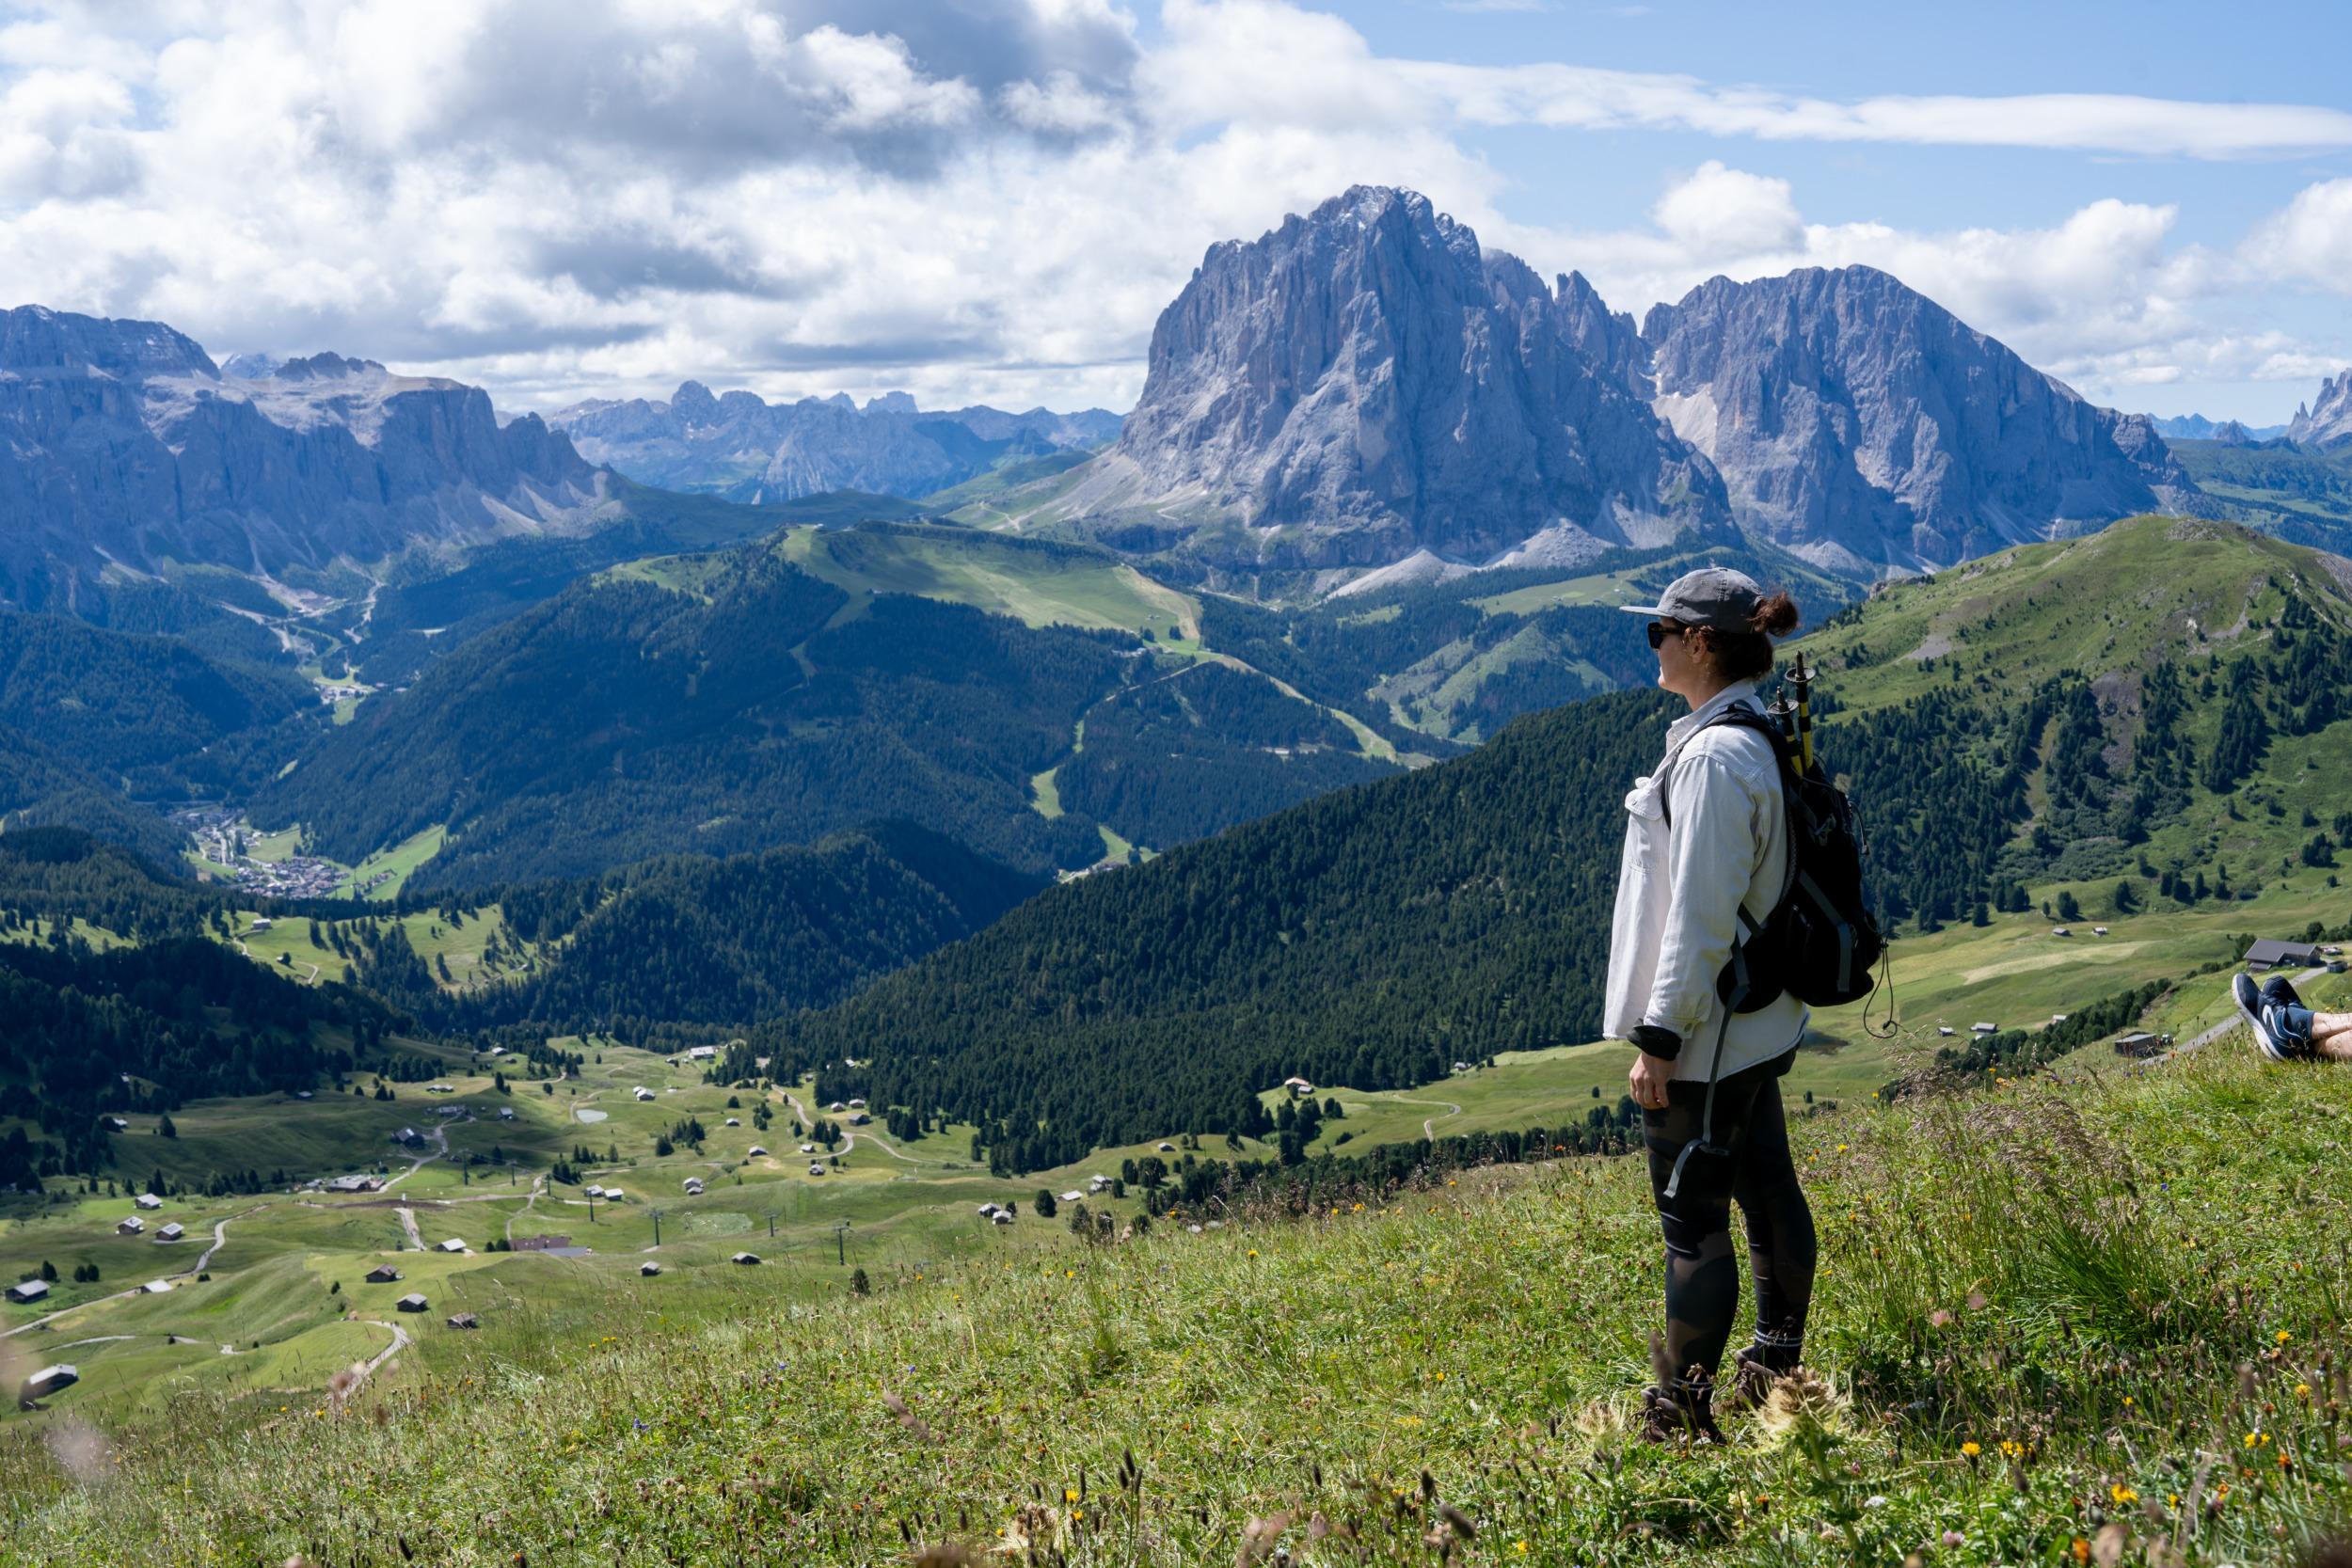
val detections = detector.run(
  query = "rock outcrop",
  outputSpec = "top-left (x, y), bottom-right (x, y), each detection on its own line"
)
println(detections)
top-left (1639, 268), bottom-right (2198, 576)
top-left (1057, 186), bottom-right (1734, 569)
top-left (2286, 370), bottom-right (2352, 451)
top-left (0, 309), bottom-right (598, 614)
top-left (548, 386), bottom-right (1120, 502)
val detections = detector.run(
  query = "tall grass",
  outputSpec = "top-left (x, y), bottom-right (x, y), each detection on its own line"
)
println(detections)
top-left (3, 1042), bottom-right (2347, 1564)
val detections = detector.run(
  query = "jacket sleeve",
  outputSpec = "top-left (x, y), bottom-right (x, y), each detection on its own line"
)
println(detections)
top-left (1643, 736), bottom-right (1772, 1044)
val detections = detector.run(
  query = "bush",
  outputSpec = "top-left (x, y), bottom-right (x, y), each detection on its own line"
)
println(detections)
top-left (1033, 1189), bottom-right (1057, 1219)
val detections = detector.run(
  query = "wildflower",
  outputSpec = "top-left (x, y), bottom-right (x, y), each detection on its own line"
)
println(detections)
top-left (1930, 1310), bottom-right (1955, 1328)
top-left (2278, 1331), bottom-right (2293, 1343)
top-left (1942, 1531), bottom-right (1965, 1547)
top-left (2111, 1485), bottom-right (2137, 1506)
top-left (1961, 1442), bottom-right (1981, 1458)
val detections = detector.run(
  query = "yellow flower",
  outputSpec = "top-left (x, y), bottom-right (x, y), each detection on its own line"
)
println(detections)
top-left (1248, 1249), bottom-right (1258, 1258)
top-left (1065, 1490), bottom-right (1079, 1503)
top-left (1961, 1442), bottom-right (1981, 1458)
top-left (2111, 1485), bottom-right (2137, 1506)
top-left (2296, 1384), bottom-right (2312, 1398)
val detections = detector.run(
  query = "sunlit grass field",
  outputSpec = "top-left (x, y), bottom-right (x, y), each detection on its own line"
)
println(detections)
top-left (4, 1037), bottom-right (2347, 1564)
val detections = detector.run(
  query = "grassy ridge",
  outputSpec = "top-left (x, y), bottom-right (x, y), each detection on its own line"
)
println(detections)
top-left (4, 1042), bottom-right (2346, 1564)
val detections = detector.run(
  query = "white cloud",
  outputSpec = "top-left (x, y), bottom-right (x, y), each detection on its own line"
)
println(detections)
top-left (0, 0), bottom-right (2340, 419)
top-left (2240, 177), bottom-right (2352, 294)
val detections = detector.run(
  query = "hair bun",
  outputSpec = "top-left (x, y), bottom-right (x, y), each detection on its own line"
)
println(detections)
top-left (1749, 590), bottom-right (1802, 639)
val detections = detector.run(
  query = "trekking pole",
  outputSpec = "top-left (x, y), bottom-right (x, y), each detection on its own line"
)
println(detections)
top-left (1789, 651), bottom-right (1815, 774)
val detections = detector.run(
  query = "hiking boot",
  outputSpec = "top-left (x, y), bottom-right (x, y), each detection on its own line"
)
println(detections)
top-left (2236, 972), bottom-right (2312, 1062)
top-left (1638, 1384), bottom-right (1724, 1446)
top-left (1725, 1346), bottom-right (1778, 1411)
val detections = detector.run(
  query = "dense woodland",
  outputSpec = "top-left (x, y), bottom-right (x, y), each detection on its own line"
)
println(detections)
top-left (740, 689), bottom-right (1682, 1170)
top-left (348, 482), bottom-right (920, 685)
top-left (0, 732), bottom-right (192, 865)
top-left (261, 547), bottom-right (1130, 884)
top-left (437, 823), bottom-right (1043, 1032)
top-left (1055, 662), bottom-right (1399, 847)
top-left (0, 932), bottom-right (399, 1187)
top-left (0, 610), bottom-right (315, 799)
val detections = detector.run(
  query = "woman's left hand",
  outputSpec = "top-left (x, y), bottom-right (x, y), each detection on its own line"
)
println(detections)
top-left (1628, 1050), bottom-right (1676, 1111)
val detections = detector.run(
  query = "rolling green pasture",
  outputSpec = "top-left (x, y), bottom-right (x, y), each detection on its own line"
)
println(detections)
top-left (778, 525), bottom-right (1199, 638)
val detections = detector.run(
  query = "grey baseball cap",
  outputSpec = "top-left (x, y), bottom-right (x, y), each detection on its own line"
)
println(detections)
top-left (1619, 565), bottom-right (1766, 632)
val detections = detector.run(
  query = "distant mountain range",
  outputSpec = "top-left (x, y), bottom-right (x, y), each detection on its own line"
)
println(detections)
top-left (2149, 413), bottom-right (2290, 444)
top-left (0, 313), bottom-right (597, 617)
top-left (543, 385), bottom-right (1121, 504)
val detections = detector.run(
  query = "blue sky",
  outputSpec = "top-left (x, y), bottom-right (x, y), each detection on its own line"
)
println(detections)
top-left (0, 0), bottom-right (2344, 421)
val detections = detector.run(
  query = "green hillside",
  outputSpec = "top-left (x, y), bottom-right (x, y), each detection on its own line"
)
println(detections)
top-left (733, 515), bottom-right (2352, 1170)
top-left (255, 524), bottom-right (1433, 890)
top-left (0, 610), bottom-right (316, 799)
top-left (750, 689), bottom-right (1681, 1169)
top-left (6, 1047), bottom-right (2345, 1567)
top-left (0, 821), bottom-right (1049, 1046)
top-left (2166, 437), bottom-right (2352, 550)
top-left (0, 729), bottom-right (191, 864)
top-left (401, 822), bottom-right (1047, 1035)
top-left (346, 479), bottom-right (925, 688)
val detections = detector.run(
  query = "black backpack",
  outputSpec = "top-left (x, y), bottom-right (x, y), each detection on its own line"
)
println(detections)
top-left (1661, 701), bottom-right (1883, 1012)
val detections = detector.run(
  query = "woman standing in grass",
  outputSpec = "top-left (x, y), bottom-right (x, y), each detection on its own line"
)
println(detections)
top-left (1605, 566), bottom-right (1813, 1445)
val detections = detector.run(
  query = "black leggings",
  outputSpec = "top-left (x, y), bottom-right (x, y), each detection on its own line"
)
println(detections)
top-left (1641, 1049), bottom-right (1816, 1390)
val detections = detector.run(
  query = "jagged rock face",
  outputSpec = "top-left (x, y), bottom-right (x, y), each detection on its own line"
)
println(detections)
top-left (548, 385), bottom-right (1120, 502)
top-left (0, 308), bottom-right (597, 613)
top-left (2286, 371), bottom-right (2352, 451)
top-left (1641, 268), bottom-right (2188, 576)
top-left (1063, 186), bottom-right (1733, 569)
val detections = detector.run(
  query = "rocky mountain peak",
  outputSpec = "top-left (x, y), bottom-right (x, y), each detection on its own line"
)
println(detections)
top-left (1639, 264), bottom-right (2200, 576)
top-left (0, 305), bottom-right (217, 381)
top-left (2286, 370), bottom-right (2352, 451)
top-left (1059, 184), bottom-right (1732, 569)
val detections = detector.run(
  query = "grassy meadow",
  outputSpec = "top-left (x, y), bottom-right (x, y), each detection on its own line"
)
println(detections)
top-left (4, 1039), bottom-right (2349, 1564)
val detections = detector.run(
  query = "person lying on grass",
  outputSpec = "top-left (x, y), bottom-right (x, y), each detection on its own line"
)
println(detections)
top-left (1605, 566), bottom-right (1810, 1448)
top-left (2234, 972), bottom-right (2352, 1062)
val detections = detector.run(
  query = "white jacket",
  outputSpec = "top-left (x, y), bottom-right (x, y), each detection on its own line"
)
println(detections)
top-left (1603, 679), bottom-right (1808, 1081)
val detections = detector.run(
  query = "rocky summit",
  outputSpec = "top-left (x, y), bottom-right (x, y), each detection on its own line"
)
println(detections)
top-left (1639, 267), bottom-right (2204, 577)
top-left (2285, 369), bottom-right (2352, 451)
top-left (1054, 186), bottom-right (1736, 571)
top-left (0, 309), bottom-right (596, 614)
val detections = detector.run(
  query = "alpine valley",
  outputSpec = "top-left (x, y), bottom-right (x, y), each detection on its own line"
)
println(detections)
top-left (10, 189), bottom-right (2352, 1568)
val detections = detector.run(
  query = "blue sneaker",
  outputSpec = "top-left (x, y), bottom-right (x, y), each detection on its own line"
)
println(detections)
top-left (2261, 975), bottom-right (2316, 1059)
top-left (2235, 972), bottom-right (2312, 1062)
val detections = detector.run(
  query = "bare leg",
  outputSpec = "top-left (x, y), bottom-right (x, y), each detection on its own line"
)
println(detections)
top-left (2309, 1012), bottom-right (2352, 1061)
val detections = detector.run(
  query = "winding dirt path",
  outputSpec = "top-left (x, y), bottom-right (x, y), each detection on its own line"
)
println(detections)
top-left (1382, 1095), bottom-right (1464, 1142)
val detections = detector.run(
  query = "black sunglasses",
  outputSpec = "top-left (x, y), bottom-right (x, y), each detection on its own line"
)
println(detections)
top-left (1645, 622), bottom-right (1687, 650)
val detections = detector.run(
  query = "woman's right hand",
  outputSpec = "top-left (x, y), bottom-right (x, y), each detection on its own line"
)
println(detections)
top-left (1628, 1050), bottom-right (1677, 1112)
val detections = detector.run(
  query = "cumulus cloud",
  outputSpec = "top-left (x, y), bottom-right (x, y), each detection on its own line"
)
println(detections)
top-left (0, 0), bottom-right (2340, 415)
